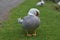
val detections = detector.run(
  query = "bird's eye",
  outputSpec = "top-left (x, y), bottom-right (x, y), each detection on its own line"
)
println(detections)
top-left (36, 11), bottom-right (39, 16)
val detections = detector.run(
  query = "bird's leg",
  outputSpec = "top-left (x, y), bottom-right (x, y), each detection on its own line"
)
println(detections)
top-left (32, 30), bottom-right (37, 36)
top-left (26, 31), bottom-right (32, 36)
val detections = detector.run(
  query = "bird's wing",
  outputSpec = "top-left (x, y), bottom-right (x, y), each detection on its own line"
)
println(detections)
top-left (36, 2), bottom-right (42, 6)
top-left (18, 18), bottom-right (23, 24)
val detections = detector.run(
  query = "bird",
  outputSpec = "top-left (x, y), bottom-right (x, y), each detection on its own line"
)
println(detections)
top-left (57, 1), bottom-right (60, 6)
top-left (36, 0), bottom-right (45, 6)
top-left (18, 8), bottom-right (40, 36)
top-left (54, 1), bottom-right (60, 11)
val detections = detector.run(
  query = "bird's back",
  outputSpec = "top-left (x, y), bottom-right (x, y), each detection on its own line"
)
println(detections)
top-left (22, 15), bottom-right (40, 31)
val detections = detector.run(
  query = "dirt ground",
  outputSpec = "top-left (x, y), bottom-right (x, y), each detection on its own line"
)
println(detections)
top-left (0, 0), bottom-right (25, 22)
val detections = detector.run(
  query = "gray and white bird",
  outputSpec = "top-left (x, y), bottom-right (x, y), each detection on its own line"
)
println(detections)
top-left (54, 1), bottom-right (60, 10)
top-left (18, 8), bottom-right (40, 36)
top-left (36, 0), bottom-right (45, 6)
top-left (57, 1), bottom-right (60, 6)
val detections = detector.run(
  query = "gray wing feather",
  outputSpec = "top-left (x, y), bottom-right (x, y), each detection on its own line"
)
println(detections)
top-left (22, 15), bottom-right (40, 31)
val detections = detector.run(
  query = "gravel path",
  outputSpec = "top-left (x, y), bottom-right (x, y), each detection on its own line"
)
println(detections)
top-left (0, 0), bottom-right (25, 22)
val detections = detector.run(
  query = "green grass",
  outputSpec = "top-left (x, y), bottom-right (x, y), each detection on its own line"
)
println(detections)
top-left (0, 0), bottom-right (60, 40)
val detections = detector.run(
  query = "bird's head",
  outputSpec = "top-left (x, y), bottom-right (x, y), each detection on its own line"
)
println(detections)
top-left (28, 8), bottom-right (40, 16)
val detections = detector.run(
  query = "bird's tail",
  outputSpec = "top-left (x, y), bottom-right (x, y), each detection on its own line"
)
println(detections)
top-left (18, 18), bottom-right (23, 24)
